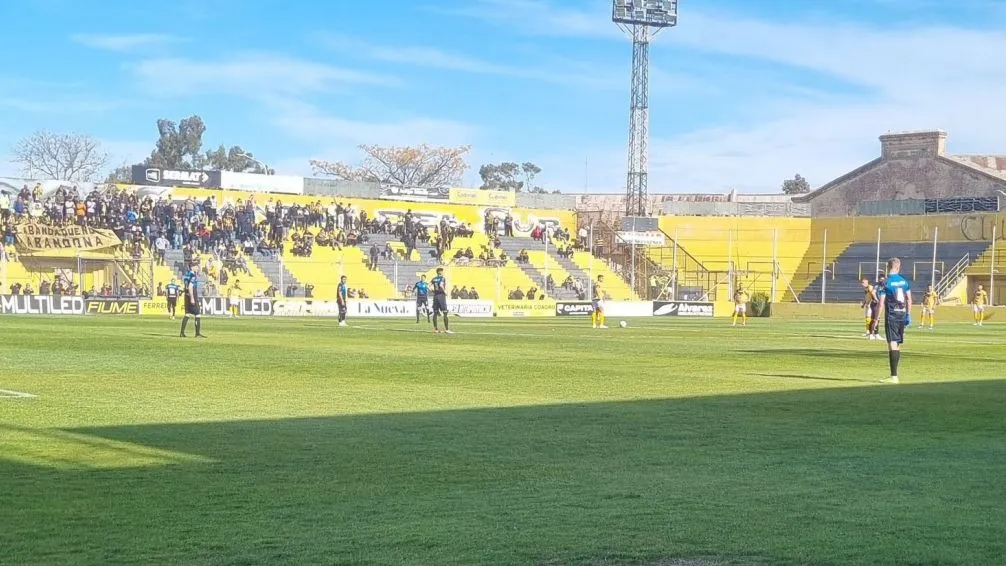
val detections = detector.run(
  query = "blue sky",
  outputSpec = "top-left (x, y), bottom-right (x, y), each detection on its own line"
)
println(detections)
top-left (3, 0), bottom-right (1006, 193)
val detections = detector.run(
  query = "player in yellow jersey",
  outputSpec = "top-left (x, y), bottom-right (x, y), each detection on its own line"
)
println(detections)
top-left (591, 275), bottom-right (607, 329)
top-left (860, 277), bottom-right (881, 340)
top-left (973, 285), bottom-right (988, 326)
top-left (920, 285), bottom-right (938, 330)
top-left (732, 285), bottom-right (750, 327)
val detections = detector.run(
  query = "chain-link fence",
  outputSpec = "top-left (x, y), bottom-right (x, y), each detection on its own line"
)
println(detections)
top-left (280, 253), bottom-right (605, 303)
top-left (0, 254), bottom-right (155, 297)
top-left (800, 226), bottom-right (999, 305)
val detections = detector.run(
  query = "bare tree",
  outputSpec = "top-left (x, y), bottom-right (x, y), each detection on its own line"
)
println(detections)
top-left (311, 144), bottom-right (470, 187)
top-left (11, 130), bottom-right (109, 182)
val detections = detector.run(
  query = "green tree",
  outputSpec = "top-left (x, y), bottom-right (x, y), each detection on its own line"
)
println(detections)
top-left (108, 115), bottom-right (272, 180)
top-left (105, 162), bottom-right (133, 183)
top-left (203, 145), bottom-right (273, 174)
top-left (147, 115), bottom-right (207, 170)
top-left (479, 161), bottom-right (550, 192)
top-left (782, 174), bottom-right (811, 195)
top-left (479, 161), bottom-right (523, 191)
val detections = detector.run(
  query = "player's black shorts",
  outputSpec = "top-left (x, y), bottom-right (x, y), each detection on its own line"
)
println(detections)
top-left (416, 295), bottom-right (429, 308)
top-left (433, 294), bottom-right (448, 314)
top-left (338, 302), bottom-right (347, 316)
top-left (885, 313), bottom-right (906, 344)
top-left (184, 297), bottom-right (200, 316)
top-left (167, 296), bottom-right (178, 309)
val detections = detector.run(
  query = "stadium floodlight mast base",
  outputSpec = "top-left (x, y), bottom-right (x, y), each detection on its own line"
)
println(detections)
top-left (612, 0), bottom-right (678, 218)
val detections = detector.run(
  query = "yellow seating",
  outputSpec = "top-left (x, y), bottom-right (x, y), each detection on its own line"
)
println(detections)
top-left (1, 254), bottom-right (33, 291)
top-left (570, 252), bottom-right (637, 299)
top-left (420, 264), bottom-right (537, 302)
top-left (524, 250), bottom-right (574, 291)
top-left (282, 245), bottom-right (398, 300)
top-left (220, 251), bottom-right (273, 298)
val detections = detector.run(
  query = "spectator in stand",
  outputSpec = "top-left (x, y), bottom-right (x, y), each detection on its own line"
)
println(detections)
top-left (154, 233), bottom-right (169, 265)
top-left (450, 285), bottom-right (460, 300)
top-left (469, 287), bottom-right (480, 300)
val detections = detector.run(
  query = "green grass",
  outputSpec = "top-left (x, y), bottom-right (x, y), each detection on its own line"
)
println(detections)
top-left (2, 315), bottom-right (1005, 566)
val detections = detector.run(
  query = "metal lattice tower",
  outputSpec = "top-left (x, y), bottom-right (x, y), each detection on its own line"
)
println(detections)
top-left (613, 1), bottom-right (678, 218)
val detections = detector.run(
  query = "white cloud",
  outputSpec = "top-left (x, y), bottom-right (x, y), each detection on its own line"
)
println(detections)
top-left (0, 96), bottom-right (125, 114)
top-left (133, 53), bottom-right (399, 97)
top-left (267, 97), bottom-right (475, 147)
top-left (263, 97), bottom-right (476, 171)
top-left (72, 33), bottom-right (185, 52)
top-left (436, 0), bottom-right (620, 40)
top-left (316, 34), bottom-right (637, 91)
top-left (442, 0), bottom-right (1006, 193)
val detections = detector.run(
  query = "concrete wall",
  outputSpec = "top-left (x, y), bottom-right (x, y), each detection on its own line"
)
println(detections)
top-left (303, 178), bottom-right (385, 199)
top-left (810, 212), bottom-right (1006, 244)
top-left (807, 157), bottom-right (1006, 217)
top-left (516, 192), bottom-right (576, 210)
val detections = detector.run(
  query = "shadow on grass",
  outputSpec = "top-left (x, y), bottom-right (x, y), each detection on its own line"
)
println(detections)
top-left (742, 348), bottom-right (1006, 364)
top-left (747, 373), bottom-right (868, 383)
top-left (4, 381), bottom-right (1006, 565)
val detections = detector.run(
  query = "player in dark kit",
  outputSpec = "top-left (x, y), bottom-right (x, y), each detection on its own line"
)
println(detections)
top-left (180, 266), bottom-right (206, 338)
top-left (337, 275), bottom-right (348, 327)
top-left (414, 274), bottom-right (431, 324)
top-left (430, 267), bottom-right (452, 334)
top-left (878, 257), bottom-right (911, 384)
top-left (165, 278), bottom-right (181, 320)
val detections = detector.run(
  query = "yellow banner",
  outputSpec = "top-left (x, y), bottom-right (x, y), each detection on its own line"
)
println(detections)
top-left (17, 223), bottom-right (121, 253)
top-left (495, 299), bottom-right (556, 318)
top-left (139, 299), bottom-right (169, 316)
top-left (449, 187), bottom-right (516, 207)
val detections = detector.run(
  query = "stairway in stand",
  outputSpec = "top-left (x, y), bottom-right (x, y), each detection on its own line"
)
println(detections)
top-left (366, 233), bottom-right (435, 294)
top-left (496, 236), bottom-right (583, 301)
top-left (251, 252), bottom-right (304, 296)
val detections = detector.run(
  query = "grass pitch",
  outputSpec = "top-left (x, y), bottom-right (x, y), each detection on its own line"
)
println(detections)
top-left (2, 316), bottom-right (1005, 565)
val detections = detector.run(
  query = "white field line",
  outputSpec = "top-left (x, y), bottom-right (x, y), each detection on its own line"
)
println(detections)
top-left (0, 389), bottom-right (37, 398)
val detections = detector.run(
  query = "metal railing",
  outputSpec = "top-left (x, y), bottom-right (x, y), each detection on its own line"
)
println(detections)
top-left (935, 254), bottom-right (970, 300)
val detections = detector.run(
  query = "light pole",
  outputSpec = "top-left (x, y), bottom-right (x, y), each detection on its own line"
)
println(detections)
top-left (233, 151), bottom-right (270, 174)
top-left (612, 0), bottom-right (677, 218)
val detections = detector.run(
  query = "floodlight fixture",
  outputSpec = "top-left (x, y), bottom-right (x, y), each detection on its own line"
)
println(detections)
top-left (612, 0), bottom-right (678, 28)
top-left (612, 0), bottom-right (678, 217)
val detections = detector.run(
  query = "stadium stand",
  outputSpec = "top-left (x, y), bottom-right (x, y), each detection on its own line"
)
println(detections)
top-left (72, 185), bottom-right (591, 301)
top-left (967, 244), bottom-right (1005, 276)
top-left (649, 217), bottom-right (812, 300)
top-left (797, 241), bottom-right (990, 303)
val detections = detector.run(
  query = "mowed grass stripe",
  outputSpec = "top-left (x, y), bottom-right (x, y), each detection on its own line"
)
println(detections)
top-left (1, 316), bottom-right (1004, 565)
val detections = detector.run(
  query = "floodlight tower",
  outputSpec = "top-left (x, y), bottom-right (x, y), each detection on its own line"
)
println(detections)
top-left (613, 0), bottom-right (677, 217)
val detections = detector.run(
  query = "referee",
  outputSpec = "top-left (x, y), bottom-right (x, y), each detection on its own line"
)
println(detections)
top-left (180, 265), bottom-right (206, 338)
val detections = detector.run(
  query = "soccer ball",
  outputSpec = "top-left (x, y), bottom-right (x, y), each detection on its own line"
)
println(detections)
top-left (619, 320), bottom-right (628, 328)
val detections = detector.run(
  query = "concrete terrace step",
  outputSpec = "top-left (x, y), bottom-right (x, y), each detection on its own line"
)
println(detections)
top-left (251, 252), bottom-right (304, 296)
